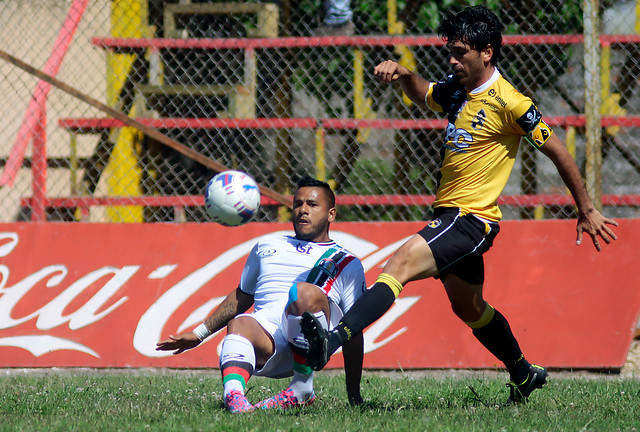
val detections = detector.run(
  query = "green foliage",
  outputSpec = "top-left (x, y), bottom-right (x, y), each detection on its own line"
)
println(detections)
top-left (286, 0), bottom-right (585, 116)
top-left (290, 0), bottom-right (584, 35)
top-left (292, 47), bottom-right (354, 117)
top-left (336, 158), bottom-right (431, 221)
top-left (1, 372), bottom-right (639, 431)
top-left (341, 159), bottom-right (395, 195)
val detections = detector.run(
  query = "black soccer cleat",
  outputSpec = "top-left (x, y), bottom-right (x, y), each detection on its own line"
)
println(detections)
top-left (300, 311), bottom-right (331, 371)
top-left (506, 364), bottom-right (548, 404)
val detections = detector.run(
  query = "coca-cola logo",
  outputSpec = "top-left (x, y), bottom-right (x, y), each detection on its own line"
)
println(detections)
top-left (0, 229), bottom-right (420, 365)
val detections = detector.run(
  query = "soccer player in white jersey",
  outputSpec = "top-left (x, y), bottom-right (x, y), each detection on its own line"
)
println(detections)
top-left (301, 5), bottom-right (618, 405)
top-left (156, 176), bottom-right (366, 413)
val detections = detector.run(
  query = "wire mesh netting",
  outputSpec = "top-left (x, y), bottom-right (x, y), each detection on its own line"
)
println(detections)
top-left (1, 0), bottom-right (639, 223)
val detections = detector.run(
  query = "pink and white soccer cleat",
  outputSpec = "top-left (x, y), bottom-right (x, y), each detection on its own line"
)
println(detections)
top-left (224, 390), bottom-right (254, 413)
top-left (254, 387), bottom-right (316, 410)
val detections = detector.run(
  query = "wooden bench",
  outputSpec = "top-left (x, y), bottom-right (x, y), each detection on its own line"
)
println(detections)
top-left (134, 83), bottom-right (255, 119)
top-left (164, 2), bottom-right (279, 38)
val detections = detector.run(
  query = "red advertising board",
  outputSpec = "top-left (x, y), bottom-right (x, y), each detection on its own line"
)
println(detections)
top-left (0, 220), bottom-right (638, 369)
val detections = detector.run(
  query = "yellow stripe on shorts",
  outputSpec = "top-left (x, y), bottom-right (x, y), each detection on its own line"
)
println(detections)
top-left (376, 273), bottom-right (404, 298)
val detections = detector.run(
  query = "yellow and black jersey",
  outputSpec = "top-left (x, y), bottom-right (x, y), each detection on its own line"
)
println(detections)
top-left (425, 68), bottom-right (552, 222)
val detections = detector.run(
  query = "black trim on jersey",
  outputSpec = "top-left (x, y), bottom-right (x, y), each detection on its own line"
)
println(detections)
top-left (431, 76), bottom-right (467, 121)
top-left (436, 145), bottom-right (446, 190)
top-left (431, 76), bottom-right (466, 191)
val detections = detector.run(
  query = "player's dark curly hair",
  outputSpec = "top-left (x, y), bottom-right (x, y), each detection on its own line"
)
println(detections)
top-left (296, 175), bottom-right (336, 208)
top-left (438, 5), bottom-right (503, 65)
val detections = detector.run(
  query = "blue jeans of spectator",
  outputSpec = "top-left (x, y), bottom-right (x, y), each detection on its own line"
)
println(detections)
top-left (323, 0), bottom-right (352, 25)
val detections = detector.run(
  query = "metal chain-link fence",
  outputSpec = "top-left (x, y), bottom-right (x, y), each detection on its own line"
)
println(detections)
top-left (1, 0), bottom-right (639, 223)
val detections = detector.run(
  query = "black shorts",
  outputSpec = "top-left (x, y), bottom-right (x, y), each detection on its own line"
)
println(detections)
top-left (417, 207), bottom-right (500, 285)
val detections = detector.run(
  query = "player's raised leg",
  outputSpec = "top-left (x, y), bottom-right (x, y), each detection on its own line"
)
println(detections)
top-left (255, 282), bottom-right (327, 409)
top-left (303, 234), bottom-right (437, 370)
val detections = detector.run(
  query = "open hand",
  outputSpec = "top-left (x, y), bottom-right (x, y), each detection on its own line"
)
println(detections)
top-left (156, 332), bottom-right (201, 355)
top-left (576, 209), bottom-right (618, 251)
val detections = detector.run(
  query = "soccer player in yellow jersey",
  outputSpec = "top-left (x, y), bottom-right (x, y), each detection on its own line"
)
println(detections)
top-left (302, 5), bottom-right (619, 404)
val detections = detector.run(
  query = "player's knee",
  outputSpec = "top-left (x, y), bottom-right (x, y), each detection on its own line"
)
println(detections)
top-left (226, 315), bottom-right (252, 334)
top-left (449, 301), bottom-right (467, 321)
top-left (287, 282), bottom-right (327, 315)
top-left (449, 299), bottom-right (484, 323)
top-left (383, 235), bottom-right (436, 283)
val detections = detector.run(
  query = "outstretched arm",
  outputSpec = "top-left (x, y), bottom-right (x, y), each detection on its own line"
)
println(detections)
top-left (156, 287), bottom-right (254, 355)
top-left (373, 60), bottom-right (431, 108)
top-left (342, 332), bottom-right (364, 406)
top-left (539, 134), bottom-right (618, 251)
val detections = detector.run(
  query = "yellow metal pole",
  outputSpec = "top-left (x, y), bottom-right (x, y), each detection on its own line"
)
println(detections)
top-left (600, 44), bottom-right (610, 97)
top-left (353, 47), bottom-right (374, 146)
top-left (353, 48), bottom-right (365, 112)
top-left (315, 126), bottom-right (326, 181)
top-left (533, 205), bottom-right (545, 220)
top-left (387, 0), bottom-right (415, 104)
top-left (566, 126), bottom-right (577, 159)
top-left (387, 0), bottom-right (397, 31)
top-left (353, 47), bottom-right (364, 119)
top-left (105, 0), bottom-right (148, 222)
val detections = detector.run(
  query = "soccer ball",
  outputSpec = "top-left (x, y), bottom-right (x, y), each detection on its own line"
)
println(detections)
top-left (204, 170), bottom-right (261, 226)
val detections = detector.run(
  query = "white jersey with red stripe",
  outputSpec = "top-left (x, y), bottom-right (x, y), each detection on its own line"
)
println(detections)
top-left (240, 233), bottom-right (366, 319)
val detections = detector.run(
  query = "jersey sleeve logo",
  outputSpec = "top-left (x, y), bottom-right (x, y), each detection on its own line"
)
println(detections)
top-left (306, 249), bottom-right (355, 292)
top-left (318, 258), bottom-right (339, 278)
top-left (525, 119), bottom-right (552, 149)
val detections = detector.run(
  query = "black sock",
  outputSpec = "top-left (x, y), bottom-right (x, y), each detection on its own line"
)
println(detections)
top-left (327, 282), bottom-right (397, 354)
top-left (471, 308), bottom-right (528, 380)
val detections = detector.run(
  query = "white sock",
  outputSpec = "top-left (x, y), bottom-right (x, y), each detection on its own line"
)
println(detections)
top-left (286, 312), bottom-right (327, 400)
top-left (219, 334), bottom-right (255, 399)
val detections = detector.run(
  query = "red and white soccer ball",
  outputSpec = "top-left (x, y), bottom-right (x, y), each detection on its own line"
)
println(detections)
top-left (204, 170), bottom-right (261, 226)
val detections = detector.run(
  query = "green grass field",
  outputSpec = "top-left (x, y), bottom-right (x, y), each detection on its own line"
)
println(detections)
top-left (1, 370), bottom-right (639, 431)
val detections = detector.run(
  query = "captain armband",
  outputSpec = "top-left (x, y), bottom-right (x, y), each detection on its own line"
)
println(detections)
top-left (524, 119), bottom-right (553, 150)
top-left (515, 104), bottom-right (553, 150)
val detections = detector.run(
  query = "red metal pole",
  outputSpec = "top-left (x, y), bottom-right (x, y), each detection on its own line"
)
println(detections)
top-left (31, 110), bottom-right (47, 222)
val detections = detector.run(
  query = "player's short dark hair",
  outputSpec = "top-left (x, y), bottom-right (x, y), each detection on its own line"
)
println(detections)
top-left (438, 5), bottom-right (503, 65)
top-left (296, 175), bottom-right (336, 208)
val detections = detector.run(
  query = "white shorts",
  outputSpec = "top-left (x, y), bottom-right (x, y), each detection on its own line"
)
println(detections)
top-left (237, 299), bottom-right (343, 379)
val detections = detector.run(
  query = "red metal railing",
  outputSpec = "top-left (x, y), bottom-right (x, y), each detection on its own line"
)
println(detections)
top-left (26, 33), bottom-right (640, 221)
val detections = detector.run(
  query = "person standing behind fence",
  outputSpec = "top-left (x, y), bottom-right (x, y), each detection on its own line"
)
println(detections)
top-left (312, 0), bottom-right (354, 35)
top-left (300, 5), bottom-right (619, 404)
